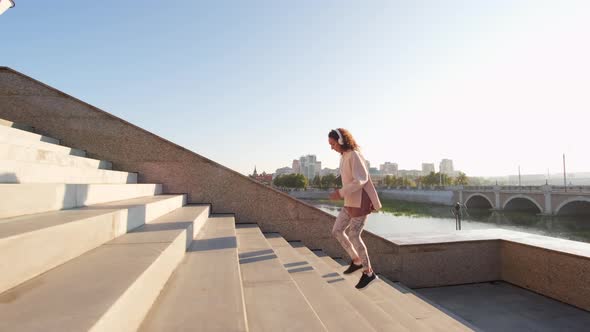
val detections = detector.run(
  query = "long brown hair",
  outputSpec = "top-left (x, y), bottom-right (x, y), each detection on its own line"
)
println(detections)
top-left (328, 128), bottom-right (359, 151)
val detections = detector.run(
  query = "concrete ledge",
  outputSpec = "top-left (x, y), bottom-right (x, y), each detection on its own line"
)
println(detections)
top-left (387, 229), bottom-right (590, 312)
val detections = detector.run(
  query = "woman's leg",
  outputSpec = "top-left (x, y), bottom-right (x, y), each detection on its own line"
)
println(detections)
top-left (331, 208), bottom-right (361, 263)
top-left (346, 215), bottom-right (372, 272)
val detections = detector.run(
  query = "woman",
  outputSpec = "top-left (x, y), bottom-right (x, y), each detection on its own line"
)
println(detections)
top-left (328, 128), bottom-right (382, 289)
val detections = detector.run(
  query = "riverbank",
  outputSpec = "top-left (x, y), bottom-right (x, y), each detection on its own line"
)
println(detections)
top-left (289, 188), bottom-right (454, 206)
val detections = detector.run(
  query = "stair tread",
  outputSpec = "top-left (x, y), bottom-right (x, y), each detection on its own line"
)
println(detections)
top-left (292, 243), bottom-right (409, 332)
top-left (0, 160), bottom-right (136, 184)
top-left (0, 195), bottom-right (184, 239)
top-left (0, 205), bottom-right (204, 332)
top-left (0, 142), bottom-right (111, 170)
top-left (140, 216), bottom-right (247, 332)
top-left (0, 125), bottom-right (84, 157)
top-left (236, 224), bottom-right (327, 332)
top-left (0, 123), bottom-right (59, 144)
top-left (0, 183), bottom-right (162, 219)
top-left (265, 233), bottom-right (378, 332)
top-left (325, 256), bottom-right (472, 332)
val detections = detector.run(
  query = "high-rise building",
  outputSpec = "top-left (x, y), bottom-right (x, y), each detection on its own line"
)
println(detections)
top-left (299, 155), bottom-right (321, 180)
top-left (292, 160), bottom-right (301, 174)
top-left (439, 159), bottom-right (454, 175)
top-left (422, 163), bottom-right (435, 175)
top-left (380, 162), bottom-right (398, 175)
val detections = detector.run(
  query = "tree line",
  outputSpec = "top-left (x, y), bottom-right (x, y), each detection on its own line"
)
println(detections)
top-left (273, 171), bottom-right (470, 189)
top-left (385, 171), bottom-right (469, 187)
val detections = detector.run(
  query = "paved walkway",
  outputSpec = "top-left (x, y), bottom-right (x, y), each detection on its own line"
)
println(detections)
top-left (414, 281), bottom-right (590, 332)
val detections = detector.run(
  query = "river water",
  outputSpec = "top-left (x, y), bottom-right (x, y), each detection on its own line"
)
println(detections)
top-left (304, 199), bottom-right (590, 244)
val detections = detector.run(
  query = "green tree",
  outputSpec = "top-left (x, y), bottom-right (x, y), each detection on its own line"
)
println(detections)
top-left (455, 172), bottom-right (469, 185)
top-left (273, 174), bottom-right (283, 187)
top-left (273, 173), bottom-right (307, 189)
top-left (321, 173), bottom-right (337, 189)
top-left (421, 172), bottom-right (438, 186)
top-left (384, 175), bottom-right (393, 187)
top-left (312, 175), bottom-right (321, 188)
top-left (293, 174), bottom-right (308, 189)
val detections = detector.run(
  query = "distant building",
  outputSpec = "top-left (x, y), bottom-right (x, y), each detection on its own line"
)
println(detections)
top-left (439, 159), bottom-right (454, 175)
top-left (249, 166), bottom-right (273, 185)
top-left (292, 160), bottom-right (301, 174)
top-left (398, 169), bottom-right (423, 178)
top-left (320, 168), bottom-right (338, 177)
top-left (274, 167), bottom-right (294, 179)
top-left (422, 163), bottom-right (435, 175)
top-left (380, 162), bottom-right (398, 175)
top-left (299, 155), bottom-right (321, 180)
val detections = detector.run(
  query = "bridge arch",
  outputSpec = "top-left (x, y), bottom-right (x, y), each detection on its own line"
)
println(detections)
top-left (464, 193), bottom-right (494, 209)
top-left (554, 197), bottom-right (590, 216)
top-left (503, 195), bottom-right (543, 214)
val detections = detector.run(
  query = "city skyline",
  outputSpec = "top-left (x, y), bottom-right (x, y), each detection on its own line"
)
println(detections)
top-left (254, 154), bottom-right (590, 186)
top-left (3, 2), bottom-right (588, 178)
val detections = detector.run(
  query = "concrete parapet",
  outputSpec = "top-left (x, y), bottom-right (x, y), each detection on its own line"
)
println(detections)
top-left (380, 189), bottom-right (454, 205)
top-left (501, 241), bottom-right (590, 311)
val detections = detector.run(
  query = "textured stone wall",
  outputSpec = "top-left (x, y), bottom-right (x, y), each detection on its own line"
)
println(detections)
top-left (501, 241), bottom-right (590, 311)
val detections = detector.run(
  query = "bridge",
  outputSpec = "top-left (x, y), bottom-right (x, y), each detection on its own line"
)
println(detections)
top-left (455, 185), bottom-right (590, 216)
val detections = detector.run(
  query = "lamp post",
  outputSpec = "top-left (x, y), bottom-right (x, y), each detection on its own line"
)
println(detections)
top-left (0, 0), bottom-right (15, 15)
top-left (563, 154), bottom-right (567, 192)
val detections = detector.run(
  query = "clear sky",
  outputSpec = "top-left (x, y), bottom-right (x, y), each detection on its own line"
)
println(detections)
top-left (2, 1), bottom-right (588, 177)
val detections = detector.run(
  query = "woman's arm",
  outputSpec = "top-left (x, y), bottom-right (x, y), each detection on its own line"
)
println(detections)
top-left (339, 151), bottom-right (369, 197)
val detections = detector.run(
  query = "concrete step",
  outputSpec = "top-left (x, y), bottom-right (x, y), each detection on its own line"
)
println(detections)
top-left (0, 194), bottom-right (186, 294)
top-left (0, 183), bottom-right (162, 219)
top-left (291, 242), bottom-right (409, 332)
top-left (0, 125), bottom-right (85, 157)
top-left (0, 142), bottom-right (112, 170)
top-left (325, 256), bottom-right (472, 332)
top-left (0, 205), bottom-right (207, 332)
top-left (235, 224), bottom-right (327, 332)
top-left (0, 160), bottom-right (137, 184)
top-left (140, 216), bottom-right (248, 332)
top-left (264, 233), bottom-right (377, 332)
top-left (0, 118), bottom-right (34, 132)
top-left (0, 122), bottom-right (60, 145)
top-left (315, 252), bottom-right (433, 332)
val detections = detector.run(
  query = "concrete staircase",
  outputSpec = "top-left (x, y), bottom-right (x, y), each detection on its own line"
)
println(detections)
top-left (0, 119), bottom-right (473, 331)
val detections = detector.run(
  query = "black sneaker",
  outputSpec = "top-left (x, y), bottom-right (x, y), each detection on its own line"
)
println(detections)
top-left (343, 262), bottom-right (363, 274)
top-left (355, 272), bottom-right (377, 289)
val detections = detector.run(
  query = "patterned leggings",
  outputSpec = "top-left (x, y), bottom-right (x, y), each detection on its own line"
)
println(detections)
top-left (331, 207), bottom-right (371, 270)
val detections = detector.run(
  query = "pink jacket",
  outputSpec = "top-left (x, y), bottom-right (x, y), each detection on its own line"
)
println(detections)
top-left (337, 150), bottom-right (382, 211)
